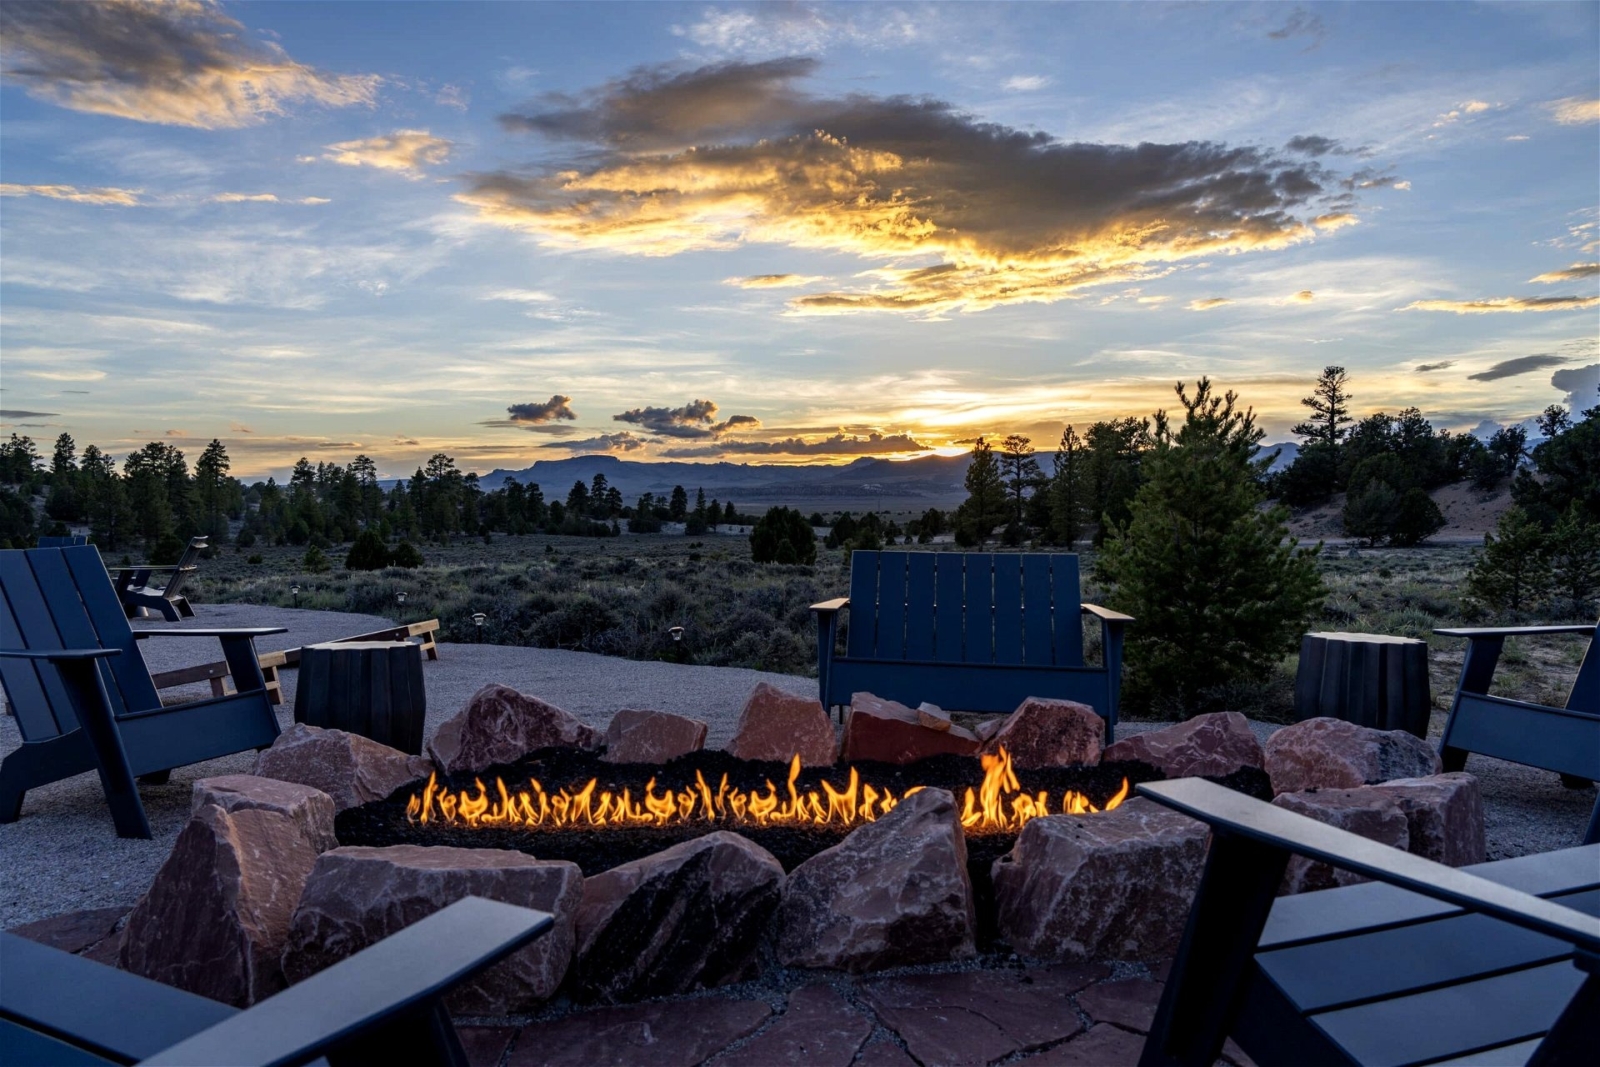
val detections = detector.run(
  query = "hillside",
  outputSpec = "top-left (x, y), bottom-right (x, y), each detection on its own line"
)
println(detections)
top-left (1286, 482), bottom-right (1512, 543)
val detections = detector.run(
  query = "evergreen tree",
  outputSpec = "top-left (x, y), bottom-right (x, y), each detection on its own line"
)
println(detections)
top-left (1048, 424), bottom-right (1087, 544)
top-left (1389, 487), bottom-right (1447, 547)
top-left (750, 506), bottom-right (817, 564)
top-left (998, 434), bottom-right (1041, 530)
top-left (1292, 365), bottom-right (1354, 452)
top-left (1099, 378), bottom-right (1325, 715)
top-left (1084, 417), bottom-right (1147, 544)
top-left (668, 485), bottom-right (688, 521)
top-left (723, 500), bottom-right (738, 525)
top-left (1466, 507), bottom-right (1551, 613)
top-left (954, 438), bottom-right (1007, 545)
top-left (1513, 404), bottom-right (1600, 527)
top-left (1342, 479), bottom-right (1398, 546)
top-left (345, 528), bottom-right (391, 570)
top-left (1546, 504), bottom-right (1600, 617)
top-left (194, 439), bottom-right (232, 540)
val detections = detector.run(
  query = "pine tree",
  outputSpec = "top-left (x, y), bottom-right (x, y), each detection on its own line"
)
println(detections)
top-left (1291, 366), bottom-right (1354, 452)
top-left (1546, 504), bottom-right (1600, 617)
top-left (1466, 506), bottom-right (1551, 613)
top-left (1049, 424), bottom-right (1087, 544)
top-left (954, 438), bottom-right (1007, 545)
top-left (1099, 378), bottom-right (1325, 715)
top-left (750, 506), bottom-right (817, 564)
top-left (194, 439), bottom-right (232, 540)
top-left (669, 485), bottom-right (688, 521)
top-left (998, 434), bottom-right (1041, 530)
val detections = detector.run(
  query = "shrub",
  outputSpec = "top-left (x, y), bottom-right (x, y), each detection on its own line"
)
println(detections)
top-left (302, 545), bottom-right (330, 573)
top-left (1098, 379), bottom-right (1325, 716)
top-left (1389, 488), bottom-right (1446, 547)
top-left (235, 527), bottom-right (256, 548)
top-left (750, 506), bottom-right (817, 565)
top-left (1466, 507), bottom-right (1550, 612)
top-left (1546, 504), bottom-right (1600, 617)
top-left (246, 553), bottom-right (263, 565)
top-left (346, 529), bottom-right (390, 571)
top-left (148, 533), bottom-right (186, 565)
top-left (389, 541), bottom-right (424, 568)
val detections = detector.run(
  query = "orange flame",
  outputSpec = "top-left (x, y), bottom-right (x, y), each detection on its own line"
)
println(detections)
top-left (405, 746), bottom-right (1128, 835)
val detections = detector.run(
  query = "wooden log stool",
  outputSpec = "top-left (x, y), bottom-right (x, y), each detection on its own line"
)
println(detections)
top-left (1294, 631), bottom-right (1432, 738)
top-left (294, 641), bottom-right (427, 755)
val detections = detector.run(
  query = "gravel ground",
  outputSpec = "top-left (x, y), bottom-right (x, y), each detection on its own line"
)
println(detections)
top-left (2, 604), bottom-right (1593, 928)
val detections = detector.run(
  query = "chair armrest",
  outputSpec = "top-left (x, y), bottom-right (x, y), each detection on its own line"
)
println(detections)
top-left (1082, 603), bottom-right (1134, 623)
top-left (142, 898), bottom-right (554, 1067)
top-left (133, 628), bottom-right (288, 639)
top-left (0, 648), bottom-right (121, 661)
top-left (810, 597), bottom-right (850, 614)
top-left (1435, 625), bottom-right (1597, 638)
top-left (1138, 778), bottom-right (1600, 952)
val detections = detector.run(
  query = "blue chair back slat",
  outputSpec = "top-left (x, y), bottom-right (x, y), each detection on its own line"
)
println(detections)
top-left (964, 555), bottom-right (994, 665)
top-left (0, 552), bottom-right (78, 738)
top-left (27, 549), bottom-right (134, 719)
top-left (875, 553), bottom-right (909, 661)
top-left (1022, 555), bottom-right (1056, 666)
top-left (59, 548), bottom-right (161, 713)
top-left (904, 554), bottom-right (936, 660)
top-left (1052, 554), bottom-right (1085, 667)
top-left (933, 555), bottom-right (966, 662)
top-left (992, 556), bottom-right (1023, 666)
top-left (845, 552), bottom-right (881, 659)
top-left (1567, 626), bottom-right (1600, 713)
top-left (37, 535), bottom-right (89, 548)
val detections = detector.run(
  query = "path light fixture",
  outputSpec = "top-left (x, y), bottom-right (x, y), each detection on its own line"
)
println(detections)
top-left (669, 625), bottom-right (685, 643)
top-left (396, 591), bottom-right (408, 606)
top-left (471, 612), bottom-right (487, 642)
top-left (291, 583), bottom-right (300, 608)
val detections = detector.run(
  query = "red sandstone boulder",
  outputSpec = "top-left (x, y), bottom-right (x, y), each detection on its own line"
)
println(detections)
top-left (1371, 773), bottom-right (1485, 866)
top-left (842, 693), bottom-right (980, 764)
top-left (916, 702), bottom-right (953, 731)
top-left (281, 844), bottom-right (582, 1014)
top-left (1264, 717), bottom-right (1441, 795)
top-left (121, 804), bottom-right (319, 1006)
top-left (980, 698), bottom-right (1104, 769)
top-left (428, 683), bottom-right (603, 775)
top-left (974, 717), bottom-right (1005, 744)
top-left (725, 682), bottom-right (838, 766)
top-left (773, 788), bottom-right (977, 973)
top-left (601, 708), bottom-right (708, 764)
top-left (193, 774), bottom-right (337, 853)
top-left (252, 723), bottom-right (433, 812)
top-left (574, 831), bottom-right (784, 1002)
top-left (1102, 712), bottom-right (1263, 778)
top-left (1272, 788), bottom-right (1411, 893)
top-left (992, 798), bottom-right (1208, 961)
top-left (9, 907), bottom-right (127, 966)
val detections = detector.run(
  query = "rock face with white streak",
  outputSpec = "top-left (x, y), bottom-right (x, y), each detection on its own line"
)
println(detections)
top-left (842, 693), bottom-right (981, 764)
top-left (427, 684), bottom-right (602, 774)
top-left (601, 708), bottom-right (708, 764)
top-left (1102, 712), bottom-right (1263, 779)
top-left (1263, 716), bottom-right (1440, 795)
top-left (773, 788), bottom-right (976, 973)
top-left (725, 682), bottom-right (838, 766)
top-left (980, 698), bottom-right (1105, 769)
top-left (253, 723), bottom-right (432, 811)
top-left (192, 774), bottom-right (338, 852)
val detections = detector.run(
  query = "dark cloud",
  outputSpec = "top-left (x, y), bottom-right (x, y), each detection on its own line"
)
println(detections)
top-left (0, 409), bottom-right (61, 419)
top-left (613, 398), bottom-right (760, 438)
top-left (1467, 354), bottom-right (1571, 381)
top-left (0, 0), bottom-right (378, 128)
top-left (1267, 7), bottom-right (1328, 48)
top-left (507, 395), bottom-right (577, 423)
top-left (1415, 361), bottom-right (1455, 373)
top-left (661, 432), bottom-right (930, 458)
top-left (543, 431), bottom-right (646, 453)
top-left (1285, 135), bottom-right (1339, 157)
top-left (462, 58), bottom-right (1367, 314)
top-left (1552, 364), bottom-right (1600, 411)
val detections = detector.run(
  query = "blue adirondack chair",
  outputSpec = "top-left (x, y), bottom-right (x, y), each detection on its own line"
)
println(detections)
top-left (811, 551), bottom-right (1131, 737)
top-left (1435, 623), bottom-right (1600, 844)
top-left (0, 545), bottom-right (285, 838)
top-left (2, 896), bottom-right (554, 1066)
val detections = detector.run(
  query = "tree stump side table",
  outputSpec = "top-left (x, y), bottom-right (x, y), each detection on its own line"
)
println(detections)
top-left (294, 640), bottom-right (427, 755)
top-left (1294, 632), bottom-right (1432, 738)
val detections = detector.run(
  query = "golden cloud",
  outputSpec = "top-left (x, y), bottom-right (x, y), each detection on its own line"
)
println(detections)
top-left (463, 59), bottom-right (1363, 315)
top-left (1530, 263), bottom-right (1600, 283)
top-left (1548, 97), bottom-right (1600, 125)
top-left (1401, 296), bottom-right (1600, 314)
top-left (1187, 297), bottom-right (1233, 310)
top-left (320, 129), bottom-right (452, 176)
top-left (0, 182), bottom-right (141, 205)
top-left (0, 0), bottom-right (379, 129)
top-left (1292, 290), bottom-right (1315, 302)
top-left (726, 273), bottom-right (827, 288)
top-left (1312, 212), bottom-right (1359, 231)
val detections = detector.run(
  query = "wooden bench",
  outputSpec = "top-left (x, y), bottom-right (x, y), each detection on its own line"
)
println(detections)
top-left (151, 619), bottom-right (439, 706)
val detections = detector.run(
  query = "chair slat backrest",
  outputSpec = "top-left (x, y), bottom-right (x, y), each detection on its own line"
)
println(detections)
top-left (1567, 624), bottom-right (1600, 713)
top-left (161, 536), bottom-right (207, 596)
top-left (846, 551), bottom-right (1086, 666)
top-left (0, 547), bottom-right (157, 740)
top-left (37, 535), bottom-right (88, 548)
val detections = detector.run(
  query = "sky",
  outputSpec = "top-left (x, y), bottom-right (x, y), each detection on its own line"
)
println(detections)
top-left (1, 1), bottom-right (1597, 480)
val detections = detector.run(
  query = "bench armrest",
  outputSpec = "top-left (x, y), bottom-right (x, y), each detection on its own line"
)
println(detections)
top-left (133, 628), bottom-right (288, 639)
top-left (1139, 778), bottom-right (1600, 952)
top-left (1082, 603), bottom-right (1134, 623)
top-left (143, 897), bottom-right (554, 1067)
top-left (810, 597), bottom-right (850, 615)
top-left (0, 648), bottom-right (120, 661)
top-left (1435, 625), bottom-right (1597, 638)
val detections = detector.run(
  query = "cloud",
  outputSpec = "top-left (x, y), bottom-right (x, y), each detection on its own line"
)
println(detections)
top-left (210, 192), bottom-right (330, 205)
top-left (670, 5), bottom-right (919, 55)
top-left (1284, 135), bottom-right (1340, 157)
top-left (1415, 360), bottom-right (1456, 373)
top-left (320, 130), bottom-right (452, 176)
top-left (1402, 296), bottom-right (1600, 314)
top-left (1291, 290), bottom-right (1315, 302)
top-left (1266, 7), bottom-right (1327, 48)
top-left (1552, 364), bottom-right (1600, 410)
top-left (466, 58), bottom-right (1367, 315)
top-left (0, 409), bottom-right (60, 420)
top-left (485, 288), bottom-right (558, 303)
top-left (1312, 212), bottom-right (1358, 231)
top-left (1187, 297), bottom-right (1232, 311)
top-left (506, 395), bottom-right (577, 424)
top-left (613, 397), bottom-right (760, 438)
top-left (1531, 263), bottom-right (1600, 283)
top-left (1547, 97), bottom-right (1600, 125)
top-left (725, 273), bottom-right (825, 288)
top-left (543, 431), bottom-right (647, 453)
top-left (661, 431), bottom-right (930, 458)
top-left (0, 0), bottom-right (379, 128)
top-left (20, 368), bottom-right (106, 382)
top-left (437, 83), bottom-right (469, 110)
top-left (1003, 75), bottom-right (1049, 92)
top-left (1467, 354), bottom-right (1572, 381)
top-left (0, 182), bottom-right (140, 205)
top-left (1433, 101), bottom-right (1500, 128)
top-left (229, 421), bottom-right (254, 433)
